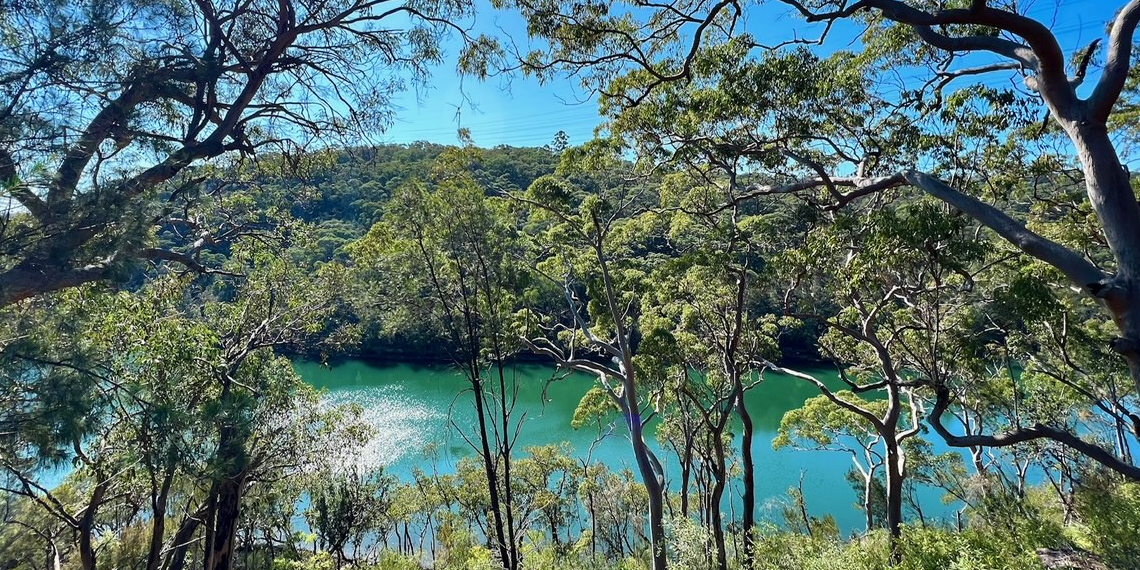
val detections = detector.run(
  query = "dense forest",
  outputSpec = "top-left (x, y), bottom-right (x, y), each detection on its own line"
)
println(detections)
top-left (3, 1), bottom-right (1140, 570)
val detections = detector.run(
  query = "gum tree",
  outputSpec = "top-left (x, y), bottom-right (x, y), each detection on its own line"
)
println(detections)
top-left (767, 199), bottom-right (988, 556)
top-left (350, 147), bottom-right (528, 570)
top-left (515, 143), bottom-right (671, 570)
top-left (642, 168), bottom-right (783, 569)
top-left (0, 0), bottom-right (477, 305)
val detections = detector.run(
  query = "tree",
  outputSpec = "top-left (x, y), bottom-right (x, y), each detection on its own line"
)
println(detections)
top-left (499, 0), bottom-right (1140, 481)
top-left (641, 167), bottom-right (783, 569)
top-left (350, 146), bottom-right (528, 570)
top-left (762, 199), bottom-right (992, 559)
top-left (1, 204), bottom-right (361, 570)
top-left (308, 468), bottom-right (396, 566)
top-left (775, 392), bottom-right (904, 534)
top-left (516, 142), bottom-right (672, 570)
top-left (0, 0), bottom-right (477, 306)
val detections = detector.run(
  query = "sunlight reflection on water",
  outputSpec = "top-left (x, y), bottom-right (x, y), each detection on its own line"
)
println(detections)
top-left (322, 384), bottom-right (443, 470)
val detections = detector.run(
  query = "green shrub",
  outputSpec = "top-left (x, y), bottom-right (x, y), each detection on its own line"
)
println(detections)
top-left (1076, 477), bottom-right (1140, 568)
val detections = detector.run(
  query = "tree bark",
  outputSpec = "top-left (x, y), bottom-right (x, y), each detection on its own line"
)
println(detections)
top-left (624, 373), bottom-right (667, 570)
top-left (1067, 122), bottom-right (1140, 396)
top-left (493, 360), bottom-right (520, 570)
top-left (162, 514), bottom-right (202, 570)
top-left (708, 435), bottom-right (729, 570)
top-left (862, 469), bottom-right (875, 533)
top-left (470, 375), bottom-right (514, 570)
top-left (679, 439), bottom-right (692, 518)
top-left (146, 466), bottom-right (176, 570)
top-left (204, 418), bottom-right (248, 570)
top-left (77, 479), bottom-right (109, 570)
top-left (735, 382), bottom-right (756, 569)
top-left (885, 442), bottom-right (905, 563)
top-left (204, 474), bottom-right (244, 570)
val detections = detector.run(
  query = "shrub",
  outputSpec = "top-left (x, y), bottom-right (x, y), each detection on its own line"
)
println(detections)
top-left (1075, 477), bottom-right (1140, 568)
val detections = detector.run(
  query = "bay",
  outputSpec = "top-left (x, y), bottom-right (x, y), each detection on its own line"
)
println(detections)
top-left (295, 360), bottom-right (963, 534)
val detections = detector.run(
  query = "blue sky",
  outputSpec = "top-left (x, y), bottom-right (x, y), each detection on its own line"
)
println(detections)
top-left (379, 0), bottom-right (1125, 149)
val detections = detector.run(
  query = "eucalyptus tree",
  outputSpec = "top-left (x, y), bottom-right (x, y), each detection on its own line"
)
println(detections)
top-left (498, 0), bottom-right (1140, 481)
top-left (515, 142), bottom-right (672, 570)
top-left (506, 445), bottom-right (581, 553)
top-left (307, 467), bottom-right (397, 566)
top-left (775, 391), bottom-right (913, 535)
top-left (639, 167), bottom-right (785, 569)
top-left (0, 0), bottom-right (481, 306)
top-left (943, 255), bottom-right (1138, 507)
top-left (349, 147), bottom-right (528, 570)
top-left (766, 200), bottom-right (988, 554)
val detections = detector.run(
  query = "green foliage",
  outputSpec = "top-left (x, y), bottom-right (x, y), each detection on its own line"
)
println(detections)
top-left (0, 0), bottom-right (484, 306)
top-left (774, 392), bottom-right (883, 451)
top-left (349, 147), bottom-right (536, 364)
top-left (10, 0), bottom-right (1140, 562)
top-left (893, 526), bottom-right (1045, 570)
top-left (749, 524), bottom-right (858, 570)
top-left (274, 551), bottom-right (337, 570)
top-left (571, 386), bottom-right (620, 429)
top-left (308, 468), bottom-right (397, 561)
top-left (664, 516), bottom-right (713, 570)
top-left (1074, 476), bottom-right (1140, 568)
top-left (966, 485), bottom-right (1068, 555)
top-left (747, 524), bottom-right (1052, 570)
top-left (779, 486), bottom-right (841, 542)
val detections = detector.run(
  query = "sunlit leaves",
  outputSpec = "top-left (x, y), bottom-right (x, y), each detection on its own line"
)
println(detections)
top-left (774, 391), bottom-right (888, 451)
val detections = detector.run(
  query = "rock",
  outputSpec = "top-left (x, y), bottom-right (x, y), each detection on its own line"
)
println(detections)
top-left (1036, 548), bottom-right (1112, 570)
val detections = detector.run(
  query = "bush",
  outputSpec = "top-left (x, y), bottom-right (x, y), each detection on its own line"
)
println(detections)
top-left (1075, 477), bottom-right (1140, 568)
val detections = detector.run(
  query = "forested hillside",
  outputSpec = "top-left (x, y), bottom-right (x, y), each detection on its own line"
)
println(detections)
top-left (4, 2), bottom-right (1140, 570)
top-left (221, 143), bottom-right (567, 360)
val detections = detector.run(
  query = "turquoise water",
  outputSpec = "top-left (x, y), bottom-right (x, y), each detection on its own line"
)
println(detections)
top-left (296, 360), bottom-right (962, 534)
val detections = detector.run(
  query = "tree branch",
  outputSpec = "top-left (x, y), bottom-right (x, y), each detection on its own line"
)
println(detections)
top-left (902, 170), bottom-right (1107, 290)
top-left (781, 0), bottom-right (1078, 115)
top-left (1087, 0), bottom-right (1140, 122)
top-left (758, 358), bottom-right (884, 430)
top-left (928, 385), bottom-right (1140, 480)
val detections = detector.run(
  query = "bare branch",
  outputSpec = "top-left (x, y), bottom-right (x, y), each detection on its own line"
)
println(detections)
top-left (1088, 0), bottom-right (1140, 121)
top-left (929, 385), bottom-right (1140, 480)
top-left (781, 0), bottom-right (1077, 115)
top-left (758, 358), bottom-right (884, 430)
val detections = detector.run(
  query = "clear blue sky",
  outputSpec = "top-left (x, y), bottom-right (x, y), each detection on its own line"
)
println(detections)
top-left (378, 0), bottom-right (1125, 149)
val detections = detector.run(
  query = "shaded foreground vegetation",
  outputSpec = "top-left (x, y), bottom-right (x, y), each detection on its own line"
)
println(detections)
top-left (5, 0), bottom-right (1140, 569)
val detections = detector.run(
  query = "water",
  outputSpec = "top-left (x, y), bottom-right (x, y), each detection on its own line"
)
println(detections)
top-left (296, 360), bottom-right (963, 534)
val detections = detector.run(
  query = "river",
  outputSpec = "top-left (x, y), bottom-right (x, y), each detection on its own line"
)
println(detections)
top-left (296, 360), bottom-right (961, 534)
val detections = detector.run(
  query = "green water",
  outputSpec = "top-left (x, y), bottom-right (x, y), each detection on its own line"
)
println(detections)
top-left (296, 360), bottom-right (957, 534)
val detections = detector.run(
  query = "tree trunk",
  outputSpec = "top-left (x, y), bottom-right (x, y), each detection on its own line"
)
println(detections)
top-left (735, 384), bottom-right (756, 569)
top-left (494, 361), bottom-right (519, 570)
top-left (146, 466), bottom-right (176, 570)
top-left (162, 514), bottom-right (202, 570)
top-left (1068, 122), bottom-right (1140, 395)
top-left (709, 436), bottom-right (729, 570)
top-left (885, 442), bottom-right (905, 563)
top-left (863, 470), bottom-right (875, 534)
top-left (627, 394), bottom-right (667, 570)
top-left (204, 420), bottom-right (248, 570)
top-left (470, 376), bottom-right (513, 570)
top-left (77, 478), bottom-right (109, 570)
top-left (679, 433), bottom-right (693, 518)
top-left (204, 475), bottom-right (244, 570)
